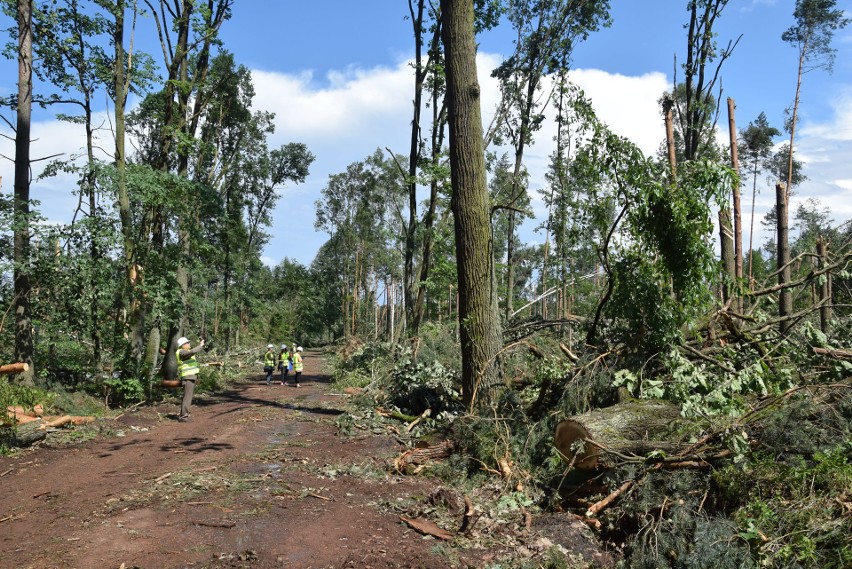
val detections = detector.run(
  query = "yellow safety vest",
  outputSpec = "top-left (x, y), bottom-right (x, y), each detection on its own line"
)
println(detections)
top-left (293, 352), bottom-right (303, 372)
top-left (176, 348), bottom-right (200, 378)
top-left (264, 351), bottom-right (276, 366)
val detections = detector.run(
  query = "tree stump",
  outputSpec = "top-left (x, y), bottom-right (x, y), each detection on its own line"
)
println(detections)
top-left (554, 400), bottom-right (684, 469)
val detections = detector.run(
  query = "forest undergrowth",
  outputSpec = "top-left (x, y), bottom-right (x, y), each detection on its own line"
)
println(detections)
top-left (329, 320), bottom-right (852, 569)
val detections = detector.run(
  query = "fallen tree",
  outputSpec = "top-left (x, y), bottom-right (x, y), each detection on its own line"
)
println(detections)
top-left (554, 400), bottom-right (685, 469)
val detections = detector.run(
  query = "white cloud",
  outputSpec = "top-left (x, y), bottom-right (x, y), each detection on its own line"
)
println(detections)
top-left (799, 87), bottom-right (852, 141)
top-left (253, 64), bottom-right (412, 140)
top-left (251, 54), bottom-right (671, 265)
top-left (791, 87), bottom-right (852, 224)
top-left (570, 69), bottom-right (669, 156)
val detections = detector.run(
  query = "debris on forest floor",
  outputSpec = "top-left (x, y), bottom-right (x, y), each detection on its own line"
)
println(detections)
top-left (400, 515), bottom-right (453, 540)
top-left (2, 407), bottom-right (99, 448)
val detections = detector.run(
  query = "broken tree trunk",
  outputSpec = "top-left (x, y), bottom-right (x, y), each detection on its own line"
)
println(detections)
top-left (813, 347), bottom-right (852, 359)
top-left (2, 419), bottom-right (47, 447)
top-left (554, 400), bottom-right (684, 470)
top-left (394, 440), bottom-right (456, 472)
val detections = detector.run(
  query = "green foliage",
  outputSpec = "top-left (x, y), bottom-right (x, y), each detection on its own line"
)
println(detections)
top-left (102, 376), bottom-right (144, 406)
top-left (331, 342), bottom-right (394, 385)
top-left (782, 0), bottom-right (851, 73)
top-left (563, 96), bottom-right (731, 355)
top-left (0, 377), bottom-right (52, 426)
top-left (387, 349), bottom-right (462, 417)
top-left (798, 322), bottom-right (852, 383)
top-left (49, 387), bottom-right (107, 418)
top-left (410, 321), bottom-right (462, 372)
top-left (714, 446), bottom-right (852, 568)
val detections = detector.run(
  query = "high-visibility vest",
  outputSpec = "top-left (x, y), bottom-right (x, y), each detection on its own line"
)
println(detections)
top-left (278, 350), bottom-right (290, 364)
top-left (264, 351), bottom-right (276, 366)
top-left (176, 348), bottom-right (200, 378)
top-left (293, 353), bottom-right (303, 372)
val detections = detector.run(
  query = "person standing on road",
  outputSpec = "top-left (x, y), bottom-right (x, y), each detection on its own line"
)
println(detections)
top-left (277, 344), bottom-right (291, 385)
top-left (263, 344), bottom-right (276, 385)
top-left (176, 336), bottom-right (205, 422)
top-left (291, 346), bottom-right (304, 388)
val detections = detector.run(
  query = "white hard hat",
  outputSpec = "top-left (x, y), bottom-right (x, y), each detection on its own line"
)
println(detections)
top-left (177, 337), bottom-right (190, 347)
top-left (281, 344), bottom-right (287, 349)
top-left (267, 344), bottom-right (274, 349)
top-left (296, 346), bottom-right (303, 352)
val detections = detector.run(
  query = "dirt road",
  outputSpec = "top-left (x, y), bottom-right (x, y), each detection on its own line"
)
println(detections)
top-left (0, 353), bottom-right (466, 569)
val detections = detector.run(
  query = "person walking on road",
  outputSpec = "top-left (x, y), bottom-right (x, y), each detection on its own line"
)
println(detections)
top-left (176, 336), bottom-right (205, 422)
top-left (263, 344), bottom-right (277, 385)
top-left (291, 346), bottom-right (304, 388)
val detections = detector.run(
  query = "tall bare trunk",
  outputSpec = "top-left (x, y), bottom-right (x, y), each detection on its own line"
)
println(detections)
top-left (404, 0), bottom-right (426, 334)
top-left (663, 97), bottom-right (677, 182)
top-left (13, 0), bottom-right (34, 385)
top-left (727, 98), bottom-right (743, 282)
top-left (747, 165), bottom-right (758, 288)
top-left (776, 182), bottom-right (792, 334)
top-left (441, 0), bottom-right (503, 410)
top-left (816, 237), bottom-right (831, 334)
top-left (719, 208), bottom-right (736, 303)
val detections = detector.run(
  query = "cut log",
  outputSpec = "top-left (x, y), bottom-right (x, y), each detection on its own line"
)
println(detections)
top-left (6, 404), bottom-right (44, 417)
top-left (394, 440), bottom-right (456, 471)
top-left (41, 415), bottom-right (74, 429)
top-left (554, 400), bottom-right (684, 470)
top-left (69, 416), bottom-right (95, 426)
top-left (0, 363), bottom-right (29, 375)
top-left (160, 379), bottom-right (182, 388)
top-left (5, 414), bottom-right (40, 425)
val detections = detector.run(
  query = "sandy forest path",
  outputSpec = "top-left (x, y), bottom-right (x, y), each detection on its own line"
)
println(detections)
top-left (0, 352), bottom-right (468, 569)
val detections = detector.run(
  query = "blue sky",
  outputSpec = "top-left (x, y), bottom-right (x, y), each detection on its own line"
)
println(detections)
top-left (1, 0), bottom-right (850, 268)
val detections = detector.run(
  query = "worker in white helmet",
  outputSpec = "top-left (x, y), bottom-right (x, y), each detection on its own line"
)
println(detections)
top-left (277, 344), bottom-right (291, 385)
top-left (176, 336), bottom-right (205, 422)
top-left (291, 346), bottom-right (304, 388)
top-left (263, 344), bottom-right (276, 385)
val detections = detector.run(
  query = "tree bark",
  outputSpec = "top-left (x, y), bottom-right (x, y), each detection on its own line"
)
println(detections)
top-left (727, 98), bottom-right (743, 283)
top-left (816, 237), bottom-right (831, 333)
top-left (663, 96), bottom-right (677, 182)
top-left (554, 400), bottom-right (684, 470)
top-left (776, 182), bottom-right (792, 334)
top-left (13, 0), bottom-right (34, 385)
top-left (441, 0), bottom-right (503, 410)
top-left (719, 207), bottom-right (736, 303)
top-left (5, 419), bottom-right (47, 447)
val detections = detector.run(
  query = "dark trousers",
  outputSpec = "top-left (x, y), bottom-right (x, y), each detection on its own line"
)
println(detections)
top-left (180, 377), bottom-right (196, 418)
